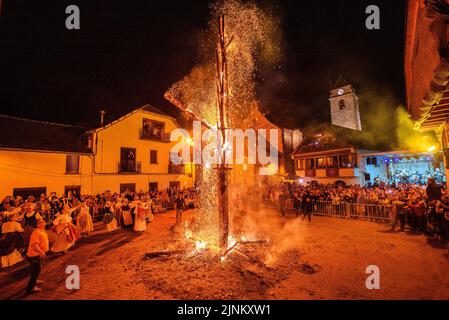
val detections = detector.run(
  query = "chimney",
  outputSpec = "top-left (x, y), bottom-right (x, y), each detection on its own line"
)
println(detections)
top-left (100, 110), bottom-right (106, 126)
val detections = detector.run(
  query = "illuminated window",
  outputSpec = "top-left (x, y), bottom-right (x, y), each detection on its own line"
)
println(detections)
top-left (316, 157), bottom-right (326, 169)
top-left (142, 118), bottom-right (166, 140)
top-left (327, 156), bottom-right (338, 168)
top-left (339, 154), bottom-right (354, 168)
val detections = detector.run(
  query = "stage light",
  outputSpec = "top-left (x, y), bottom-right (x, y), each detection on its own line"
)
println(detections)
top-left (428, 145), bottom-right (436, 152)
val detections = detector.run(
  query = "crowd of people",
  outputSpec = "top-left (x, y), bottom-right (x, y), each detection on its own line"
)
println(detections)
top-left (374, 167), bottom-right (446, 186)
top-left (2, 178), bottom-right (449, 294)
top-left (266, 178), bottom-right (449, 241)
top-left (0, 186), bottom-right (197, 293)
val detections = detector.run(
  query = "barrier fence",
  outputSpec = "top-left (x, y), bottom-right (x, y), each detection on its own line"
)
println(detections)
top-left (261, 199), bottom-right (393, 222)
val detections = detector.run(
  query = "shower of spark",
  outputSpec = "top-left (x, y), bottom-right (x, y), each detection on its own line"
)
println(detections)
top-left (165, 0), bottom-right (280, 248)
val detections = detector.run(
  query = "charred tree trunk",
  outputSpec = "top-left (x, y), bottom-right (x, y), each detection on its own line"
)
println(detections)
top-left (216, 15), bottom-right (230, 249)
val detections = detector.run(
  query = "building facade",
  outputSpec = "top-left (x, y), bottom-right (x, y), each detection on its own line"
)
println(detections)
top-left (292, 128), bottom-right (377, 185)
top-left (90, 105), bottom-right (194, 193)
top-left (0, 105), bottom-right (194, 198)
top-left (405, 0), bottom-right (449, 187)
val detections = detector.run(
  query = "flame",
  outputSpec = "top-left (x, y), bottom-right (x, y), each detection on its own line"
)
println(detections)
top-left (195, 240), bottom-right (208, 251)
top-left (228, 235), bottom-right (237, 248)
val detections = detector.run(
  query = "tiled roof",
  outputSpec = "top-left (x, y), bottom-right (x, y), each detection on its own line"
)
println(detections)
top-left (0, 115), bottom-right (92, 154)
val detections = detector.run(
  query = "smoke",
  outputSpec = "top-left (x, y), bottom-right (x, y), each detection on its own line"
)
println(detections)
top-left (231, 204), bottom-right (307, 266)
top-left (310, 86), bottom-right (439, 152)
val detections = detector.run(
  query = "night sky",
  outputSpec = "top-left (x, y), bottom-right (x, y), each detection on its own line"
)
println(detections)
top-left (0, 0), bottom-right (406, 129)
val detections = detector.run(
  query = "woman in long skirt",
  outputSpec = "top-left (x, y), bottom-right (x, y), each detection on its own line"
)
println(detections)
top-left (120, 200), bottom-right (133, 229)
top-left (144, 198), bottom-right (154, 223)
top-left (49, 206), bottom-right (80, 254)
top-left (0, 212), bottom-right (24, 269)
top-left (134, 202), bottom-right (147, 232)
top-left (76, 203), bottom-right (94, 235)
top-left (103, 204), bottom-right (117, 232)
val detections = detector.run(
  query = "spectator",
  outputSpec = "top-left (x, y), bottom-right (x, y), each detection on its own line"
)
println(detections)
top-left (26, 219), bottom-right (48, 294)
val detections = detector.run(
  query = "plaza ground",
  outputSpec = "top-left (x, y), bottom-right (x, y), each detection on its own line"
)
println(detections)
top-left (0, 208), bottom-right (448, 300)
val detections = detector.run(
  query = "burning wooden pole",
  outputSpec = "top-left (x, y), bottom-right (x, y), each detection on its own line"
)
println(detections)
top-left (216, 15), bottom-right (230, 249)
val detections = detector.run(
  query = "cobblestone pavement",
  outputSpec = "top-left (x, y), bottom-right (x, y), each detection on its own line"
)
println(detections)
top-left (1, 209), bottom-right (448, 300)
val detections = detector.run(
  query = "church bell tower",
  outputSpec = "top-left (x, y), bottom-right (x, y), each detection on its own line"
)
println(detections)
top-left (329, 76), bottom-right (362, 131)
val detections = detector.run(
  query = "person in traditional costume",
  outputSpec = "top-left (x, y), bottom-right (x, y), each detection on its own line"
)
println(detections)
top-left (48, 206), bottom-right (80, 254)
top-left (0, 210), bottom-right (24, 269)
top-left (144, 198), bottom-right (154, 223)
top-left (76, 202), bottom-right (94, 235)
top-left (22, 202), bottom-right (42, 248)
top-left (134, 201), bottom-right (147, 232)
top-left (103, 201), bottom-right (118, 232)
top-left (112, 199), bottom-right (122, 227)
top-left (120, 199), bottom-right (134, 229)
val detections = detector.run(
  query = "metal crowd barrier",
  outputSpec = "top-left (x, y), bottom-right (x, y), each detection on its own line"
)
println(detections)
top-left (261, 199), bottom-right (393, 222)
top-left (313, 201), bottom-right (393, 221)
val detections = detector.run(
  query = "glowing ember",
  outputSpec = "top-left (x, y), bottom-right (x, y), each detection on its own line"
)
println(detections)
top-left (165, 0), bottom-right (280, 247)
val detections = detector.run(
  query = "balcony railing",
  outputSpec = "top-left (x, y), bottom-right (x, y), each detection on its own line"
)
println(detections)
top-left (118, 161), bottom-right (141, 174)
top-left (139, 128), bottom-right (171, 142)
top-left (168, 163), bottom-right (185, 174)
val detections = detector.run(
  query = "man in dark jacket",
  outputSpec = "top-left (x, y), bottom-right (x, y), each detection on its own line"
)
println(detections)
top-left (302, 193), bottom-right (313, 222)
top-left (426, 178), bottom-right (442, 202)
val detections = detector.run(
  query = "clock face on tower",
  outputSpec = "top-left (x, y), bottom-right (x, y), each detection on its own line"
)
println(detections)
top-left (337, 88), bottom-right (345, 96)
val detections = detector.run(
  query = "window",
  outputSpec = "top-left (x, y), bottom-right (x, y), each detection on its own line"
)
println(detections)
top-left (66, 155), bottom-right (80, 174)
top-left (296, 159), bottom-right (304, 170)
top-left (339, 154), bottom-right (354, 168)
top-left (142, 118), bottom-right (166, 140)
top-left (339, 99), bottom-right (345, 110)
top-left (149, 182), bottom-right (158, 191)
top-left (170, 181), bottom-right (180, 188)
top-left (13, 187), bottom-right (46, 200)
top-left (366, 156), bottom-right (378, 166)
top-left (316, 157), bottom-right (326, 169)
top-left (120, 183), bottom-right (136, 194)
top-left (327, 156), bottom-right (338, 168)
top-left (305, 158), bottom-right (315, 169)
top-left (65, 186), bottom-right (81, 197)
top-left (150, 150), bottom-right (158, 164)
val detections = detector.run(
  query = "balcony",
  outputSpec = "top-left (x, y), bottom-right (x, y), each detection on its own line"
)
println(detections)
top-left (139, 128), bottom-right (171, 142)
top-left (118, 161), bottom-right (141, 174)
top-left (168, 163), bottom-right (185, 174)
